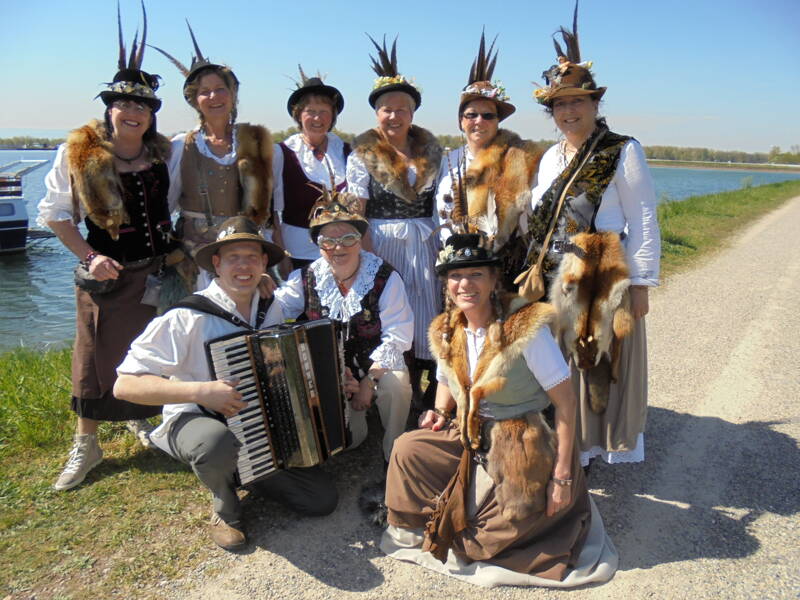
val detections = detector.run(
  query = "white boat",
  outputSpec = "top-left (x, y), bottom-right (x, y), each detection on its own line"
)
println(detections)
top-left (0, 160), bottom-right (49, 253)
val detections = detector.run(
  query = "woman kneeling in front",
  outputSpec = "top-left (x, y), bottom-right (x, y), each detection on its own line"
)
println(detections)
top-left (381, 233), bottom-right (618, 587)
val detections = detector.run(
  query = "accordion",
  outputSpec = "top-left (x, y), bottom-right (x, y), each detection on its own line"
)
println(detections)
top-left (204, 319), bottom-right (347, 486)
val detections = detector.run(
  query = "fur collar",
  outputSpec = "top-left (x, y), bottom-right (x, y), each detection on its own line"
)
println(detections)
top-left (66, 119), bottom-right (171, 240)
top-left (234, 123), bottom-right (273, 226)
top-left (429, 294), bottom-right (555, 448)
top-left (353, 125), bottom-right (442, 203)
top-left (463, 129), bottom-right (542, 249)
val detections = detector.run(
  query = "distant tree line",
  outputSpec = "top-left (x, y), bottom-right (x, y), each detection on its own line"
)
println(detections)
top-left (5, 132), bottom-right (799, 165)
top-left (0, 136), bottom-right (64, 149)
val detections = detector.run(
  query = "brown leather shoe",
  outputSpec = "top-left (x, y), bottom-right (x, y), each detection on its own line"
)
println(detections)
top-left (209, 512), bottom-right (246, 550)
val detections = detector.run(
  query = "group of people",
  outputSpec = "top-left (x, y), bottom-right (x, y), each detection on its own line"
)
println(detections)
top-left (39, 1), bottom-right (660, 588)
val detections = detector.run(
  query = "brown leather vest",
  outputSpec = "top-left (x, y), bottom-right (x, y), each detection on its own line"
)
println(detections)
top-left (179, 131), bottom-right (241, 216)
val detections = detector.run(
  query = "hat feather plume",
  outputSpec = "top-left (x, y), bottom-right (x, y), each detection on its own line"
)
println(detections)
top-left (553, 0), bottom-right (581, 62)
top-left (148, 44), bottom-right (190, 76)
top-left (468, 28), bottom-right (498, 85)
top-left (367, 34), bottom-right (399, 77)
top-left (186, 19), bottom-right (206, 65)
top-left (116, 1), bottom-right (126, 70)
top-left (134, 0), bottom-right (147, 68)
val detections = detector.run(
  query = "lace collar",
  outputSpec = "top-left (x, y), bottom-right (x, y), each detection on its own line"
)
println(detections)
top-left (310, 251), bottom-right (383, 321)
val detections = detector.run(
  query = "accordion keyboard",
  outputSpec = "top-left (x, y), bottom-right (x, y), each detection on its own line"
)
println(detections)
top-left (207, 335), bottom-right (277, 485)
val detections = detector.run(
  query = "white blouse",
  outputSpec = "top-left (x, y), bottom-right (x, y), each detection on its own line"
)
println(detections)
top-left (37, 144), bottom-right (75, 226)
top-left (274, 251), bottom-right (414, 372)
top-left (531, 140), bottom-right (661, 286)
top-left (436, 325), bottom-right (570, 392)
top-left (272, 132), bottom-right (348, 261)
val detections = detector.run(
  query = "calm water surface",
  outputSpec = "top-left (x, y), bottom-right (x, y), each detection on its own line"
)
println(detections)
top-left (1, 147), bottom-right (799, 351)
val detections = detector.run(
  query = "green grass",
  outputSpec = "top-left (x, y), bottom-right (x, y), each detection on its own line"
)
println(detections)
top-left (657, 179), bottom-right (800, 277)
top-left (1, 179), bottom-right (799, 598)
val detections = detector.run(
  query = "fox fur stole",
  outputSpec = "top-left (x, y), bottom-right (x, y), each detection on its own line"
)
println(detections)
top-left (460, 129), bottom-right (542, 250)
top-left (352, 125), bottom-right (442, 203)
top-left (231, 123), bottom-right (273, 227)
top-left (550, 231), bottom-right (634, 413)
top-left (66, 119), bottom-right (170, 240)
top-left (429, 294), bottom-right (557, 519)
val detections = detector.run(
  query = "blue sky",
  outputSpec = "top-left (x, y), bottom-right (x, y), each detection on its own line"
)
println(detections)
top-left (2, 0), bottom-right (798, 153)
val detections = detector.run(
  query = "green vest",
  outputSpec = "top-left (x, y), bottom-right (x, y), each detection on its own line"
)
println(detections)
top-left (484, 353), bottom-right (551, 420)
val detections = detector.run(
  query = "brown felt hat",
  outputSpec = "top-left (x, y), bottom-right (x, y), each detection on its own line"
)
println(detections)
top-left (194, 216), bottom-right (286, 274)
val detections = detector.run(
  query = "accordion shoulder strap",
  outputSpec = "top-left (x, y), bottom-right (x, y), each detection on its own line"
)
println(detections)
top-left (171, 294), bottom-right (274, 330)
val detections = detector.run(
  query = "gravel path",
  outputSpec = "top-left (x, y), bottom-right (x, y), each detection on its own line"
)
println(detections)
top-left (164, 197), bottom-right (800, 600)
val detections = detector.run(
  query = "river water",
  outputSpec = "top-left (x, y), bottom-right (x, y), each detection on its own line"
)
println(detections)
top-left (1, 148), bottom-right (799, 352)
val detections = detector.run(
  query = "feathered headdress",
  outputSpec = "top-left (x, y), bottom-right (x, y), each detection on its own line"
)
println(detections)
top-left (459, 29), bottom-right (515, 121)
top-left (533, 0), bottom-right (606, 106)
top-left (366, 34), bottom-right (421, 109)
top-left (308, 164), bottom-right (369, 243)
top-left (286, 64), bottom-right (344, 116)
top-left (98, 1), bottom-right (161, 112)
top-left (149, 20), bottom-right (239, 100)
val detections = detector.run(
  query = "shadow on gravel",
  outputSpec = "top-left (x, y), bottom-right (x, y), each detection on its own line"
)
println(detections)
top-left (236, 409), bottom-right (388, 592)
top-left (589, 406), bottom-right (799, 571)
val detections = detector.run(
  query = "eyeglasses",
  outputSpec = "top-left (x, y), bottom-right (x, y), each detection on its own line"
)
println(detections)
top-left (112, 99), bottom-right (151, 114)
top-left (318, 232), bottom-right (361, 250)
top-left (461, 112), bottom-right (498, 121)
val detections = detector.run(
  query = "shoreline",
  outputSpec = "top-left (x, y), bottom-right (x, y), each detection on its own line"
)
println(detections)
top-left (647, 159), bottom-right (800, 173)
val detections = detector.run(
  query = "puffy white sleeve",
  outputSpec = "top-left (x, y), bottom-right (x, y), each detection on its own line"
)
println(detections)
top-left (271, 142), bottom-right (285, 214)
top-left (529, 144), bottom-right (561, 210)
top-left (117, 310), bottom-right (194, 378)
top-left (272, 268), bottom-right (306, 320)
top-left (346, 153), bottom-right (370, 199)
top-left (167, 133), bottom-right (186, 215)
top-left (522, 327), bottom-right (571, 391)
top-left (370, 270), bottom-right (414, 371)
top-left (615, 141), bottom-right (661, 286)
top-left (37, 144), bottom-right (77, 226)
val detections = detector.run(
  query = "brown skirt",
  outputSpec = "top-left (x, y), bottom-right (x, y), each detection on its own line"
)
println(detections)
top-left (71, 260), bottom-right (161, 421)
top-left (385, 426), bottom-right (591, 580)
top-left (573, 316), bottom-right (648, 453)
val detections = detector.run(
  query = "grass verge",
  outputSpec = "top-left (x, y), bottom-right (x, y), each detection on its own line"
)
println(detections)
top-left (657, 179), bottom-right (800, 277)
top-left (1, 180), bottom-right (799, 598)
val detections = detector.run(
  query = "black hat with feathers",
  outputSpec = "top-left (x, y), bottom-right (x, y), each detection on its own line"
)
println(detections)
top-left (366, 34), bottom-right (421, 109)
top-left (286, 65), bottom-right (344, 116)
top-left (98, 1), bottom-right (162, 112)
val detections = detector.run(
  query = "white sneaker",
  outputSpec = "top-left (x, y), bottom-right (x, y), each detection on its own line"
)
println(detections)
top-left (126, 419), bottom-right (154, 448)
top-left (54, 434), bottom-right (103, 491)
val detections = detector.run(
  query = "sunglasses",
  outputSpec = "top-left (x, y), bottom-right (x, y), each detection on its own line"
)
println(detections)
top-left (318, 232), bottom-right (361, 250)
top-left (112, 99), bottom-right (151, 114)
top-left (461, 111), bottom-right (498, 121)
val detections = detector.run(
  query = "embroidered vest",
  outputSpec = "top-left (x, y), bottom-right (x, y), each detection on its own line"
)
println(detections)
top-left (302, 262), bottom-right (393, 375)
top-left (366, 176), bottom-right (434, 219)
top-left (279, 141), bottom-right (351, 228)
top-left (179, 131), bottom-right (241, 216)
top-left (84, 162), bottom-right (173, 262)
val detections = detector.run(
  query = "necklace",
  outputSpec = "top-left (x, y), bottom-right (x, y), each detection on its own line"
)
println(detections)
top-left (114, 145), bottom-right (145, 164)
top-left (333, 259), bottom-right (361, 287)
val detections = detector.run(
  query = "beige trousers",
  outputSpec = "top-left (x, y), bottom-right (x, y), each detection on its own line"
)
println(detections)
top-left (348, 369), bottom-right (412, 461)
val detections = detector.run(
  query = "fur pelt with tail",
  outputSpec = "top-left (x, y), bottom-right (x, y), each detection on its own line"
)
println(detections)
top-left (429, 294), bottom-right (556, 516)
top-left (462, 129), bottom-right (542, 250)
top-left (550, 231), bottom-right (634, 412)
top-left (66, 119), bottom-right (171, 240)
top-left (235, 123), bottom-right (273, 227)
top-left (358, 481), bottom-right (388, 528)
top-left (352, 125), bottom-right (442, 203)
top-left (486, 412), bottom-right (555, 520)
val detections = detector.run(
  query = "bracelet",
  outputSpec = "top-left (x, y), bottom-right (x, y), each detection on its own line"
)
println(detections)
top-left (84, 250), bottom-right (99, 265)
top-left (551, 476), bottom-right (573, 487)
top-left (433, 408), bottom-right (452, 422)
top-left (365, 372), bottom-right (378, 392)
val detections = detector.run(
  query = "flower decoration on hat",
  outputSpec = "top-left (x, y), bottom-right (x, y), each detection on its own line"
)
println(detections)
top-left (366, 34), bottom-right (422, 109)
top-left (459, 30), bottom-right (515, 121)
top-left (435, 232), bottom-right (500, 275)
top-left (533, 0), bottom-right (606, 106)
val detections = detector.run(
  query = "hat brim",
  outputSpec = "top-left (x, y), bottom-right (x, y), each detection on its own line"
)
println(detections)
top-left (541, 86), bottom-right (606, 106)
top-left (368, 83), bottom-right (421, 110)
top-left (287, 84), bottom-right (344, 116)
top-left (99, 91), bottom-right (162, 113)
top-left (310, 219), bottom-right (369, 245)
top-left (459, 94), bottom-right (516, 121)
top-left (194, 234), bottom-right (286, 275)
top-left (435, 256), bottom-right (501, 276)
